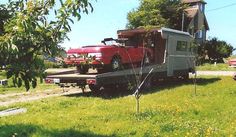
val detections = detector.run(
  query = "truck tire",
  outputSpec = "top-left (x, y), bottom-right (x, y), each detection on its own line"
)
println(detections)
top-left (77, 65), bottom-right (89, 74)
top-left (182, 73), bottom-right (189, 80)
top-left (111, 56), bottom-right (121, 71)
top-left (89, 84), bottom-right (101, 92)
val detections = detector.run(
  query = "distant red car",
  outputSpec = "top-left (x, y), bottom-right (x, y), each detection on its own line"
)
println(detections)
top-left (228, 59), bottom-right (236, 67)
top-left (65, 37), bottom-right (153, 74)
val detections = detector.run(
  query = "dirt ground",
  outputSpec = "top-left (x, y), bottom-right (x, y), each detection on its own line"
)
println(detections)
top-left (0, 87), bottom-right (86, 107)
top-left (196, 71), bottom-right (235, 76)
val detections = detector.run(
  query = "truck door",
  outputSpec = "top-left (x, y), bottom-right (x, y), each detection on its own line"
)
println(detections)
top-left (167, 35), bottom-right (175, 77)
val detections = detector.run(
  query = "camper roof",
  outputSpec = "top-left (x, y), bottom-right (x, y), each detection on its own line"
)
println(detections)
top-left (117, 27), bottom-right (159, 37)
top-left (117, 27), bottom-right (192, 37)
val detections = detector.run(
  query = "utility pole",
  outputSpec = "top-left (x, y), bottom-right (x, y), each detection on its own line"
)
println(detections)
top-left (181, 11), bottom-right (185, 31)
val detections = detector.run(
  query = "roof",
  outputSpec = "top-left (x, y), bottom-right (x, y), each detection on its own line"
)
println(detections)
top-left (117, 27), bottom-right (160, 36)
top-left (159, 28), bottom-right (191, 37)
top-left (117, 27), bottom-right (191, 37)
top-left (184, 7), bottom-right (210, 30)
top-left (182, 0), bottom-right (207, 4)
top-left (184, 7), bottom-right (198, 18)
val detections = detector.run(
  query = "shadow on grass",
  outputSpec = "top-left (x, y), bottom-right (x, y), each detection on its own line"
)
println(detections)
top-left (0, 124), bottom-right (108, 137)
top-left (65, 77), bottom-right (221, 99)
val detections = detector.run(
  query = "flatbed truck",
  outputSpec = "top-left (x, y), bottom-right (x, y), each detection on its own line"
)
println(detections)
top-left (46, 28), bottom-right (196, 92)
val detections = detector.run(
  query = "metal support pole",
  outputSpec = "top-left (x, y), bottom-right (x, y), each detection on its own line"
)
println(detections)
top-left (182, 12), bottom-right (185, 31)
top-left (194, 71), bottom-right (197, 95)
top-left (136, 95), bottom-right (140, 114)
top-left (194, 57), bottom-right (197, 95)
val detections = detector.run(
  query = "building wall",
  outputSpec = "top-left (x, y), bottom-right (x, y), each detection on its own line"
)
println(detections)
top-left (186, 2), bottom-right (208, 44)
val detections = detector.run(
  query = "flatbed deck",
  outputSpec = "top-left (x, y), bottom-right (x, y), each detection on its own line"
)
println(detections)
top-left (46, 64), bottom-right (166, 87)
top-left (47, 73), bottom-right (97, 79)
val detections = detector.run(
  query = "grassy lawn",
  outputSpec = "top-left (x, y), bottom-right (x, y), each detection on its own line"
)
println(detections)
top-left (0, 76), bottom-right (235, 136)
top-left (196, 63), bottom-right (236, 71)
top-left (0, 71), bottom-right (58, 95)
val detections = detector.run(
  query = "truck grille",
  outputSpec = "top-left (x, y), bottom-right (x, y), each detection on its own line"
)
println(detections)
top-left (79, 54), bottom-right (88, 59)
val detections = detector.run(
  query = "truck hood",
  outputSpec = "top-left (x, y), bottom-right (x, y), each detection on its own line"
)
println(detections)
top-left (67, 45), bottom-right (116, 54)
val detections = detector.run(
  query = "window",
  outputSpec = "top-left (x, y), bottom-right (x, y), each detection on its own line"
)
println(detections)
top-left (199, 3), bottom-right (204, 12)
top-left (189, 42), bottom-right (198, 53)
top-left (195, 30), bottom-right (203, 39)
top-left (176, 41), bottom-right (187, 51)
top-left (199, 30), bottom-right (203, 38)
top-left (191, 5), bottom-right (198, 8)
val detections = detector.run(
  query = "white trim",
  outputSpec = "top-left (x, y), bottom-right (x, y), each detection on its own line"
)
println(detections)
top-left (159, 28), bottom-right (191, 36)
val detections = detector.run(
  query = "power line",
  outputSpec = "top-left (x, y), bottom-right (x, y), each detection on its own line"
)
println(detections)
top-left (207, 2), bottom-right (236, 12)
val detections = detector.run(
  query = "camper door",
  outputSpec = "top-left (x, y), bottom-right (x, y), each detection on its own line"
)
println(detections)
top-left (167, 35), bottom-right (175, 77)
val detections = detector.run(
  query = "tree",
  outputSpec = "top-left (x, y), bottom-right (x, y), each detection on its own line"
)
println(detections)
top-left (127, 0), bottom-right (187, 29)
top-left (202, 37), bottom-right (234, 63)
top-left (0, 0), bottom-right (93, 91)
top-left (0, 4), bottom-right (9, 35)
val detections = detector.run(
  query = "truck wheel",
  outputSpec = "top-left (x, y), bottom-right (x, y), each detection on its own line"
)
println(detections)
top-left (111, 56), bottom-right (121, 71)
top-left (77, 65), bottom-right (89, 74)
top-left (182, 74), bottom-right (189, 81)
top-left (89, 84), bottom-right (100, 92)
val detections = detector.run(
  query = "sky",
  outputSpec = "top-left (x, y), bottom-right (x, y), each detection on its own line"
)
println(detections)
top-left (205, 0), bottom-right (236, 48)
top-left (61, 0), bottom-right (140, 49)
top-left (1, 0), bottom-right (236, 51)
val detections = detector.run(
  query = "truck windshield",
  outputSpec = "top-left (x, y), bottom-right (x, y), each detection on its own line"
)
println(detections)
top-left (102, 38), bottom-right (125, 46)
top-left (102, 37), bottom-right (141, 47)
top-left (104, 40), bottom-right (118, 45)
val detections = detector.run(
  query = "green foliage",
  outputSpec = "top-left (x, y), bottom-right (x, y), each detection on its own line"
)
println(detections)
top-left (0, 4), bottom-right (10, 35)
top-left (0, 76), bottom-right (236, 136)
top-left (199, 37), bottom-right (234, 63)
top-left (0, 71), bottom-right (58, 94)
top-left (0, 0), bottom-right (93, 91)
top-left (44, 61), bottom-right (63, 69)
top-left (127, 0), bottom-right (187, 29)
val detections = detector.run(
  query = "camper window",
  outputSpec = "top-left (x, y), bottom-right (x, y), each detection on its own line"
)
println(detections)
top-left (190, 42), bottom-right (198, 53)
top-left (176, 41), bottom-right (187, 51)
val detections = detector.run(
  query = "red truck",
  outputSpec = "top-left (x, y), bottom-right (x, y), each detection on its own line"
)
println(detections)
top-left (65, 32), bottom-right (154, 74)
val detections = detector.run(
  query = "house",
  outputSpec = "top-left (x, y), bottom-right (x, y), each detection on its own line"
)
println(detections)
top-left (182, 0), bottom-right (209, 44)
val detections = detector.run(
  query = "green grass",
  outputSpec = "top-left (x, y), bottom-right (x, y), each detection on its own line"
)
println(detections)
top-left (197, 63), bottom-right (236, 71)
top-left (0, 82), bottom-right (58, 95)
top-left (0, 76), bottom-right (236, 136)
top-left (0, 71), bottom-right (58, 94)
top-left (0, 71), bottom-right (7, 79)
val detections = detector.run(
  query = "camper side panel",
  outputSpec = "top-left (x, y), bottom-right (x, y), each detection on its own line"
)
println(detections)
top-left (167, 34), bottom-right (195, 77)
